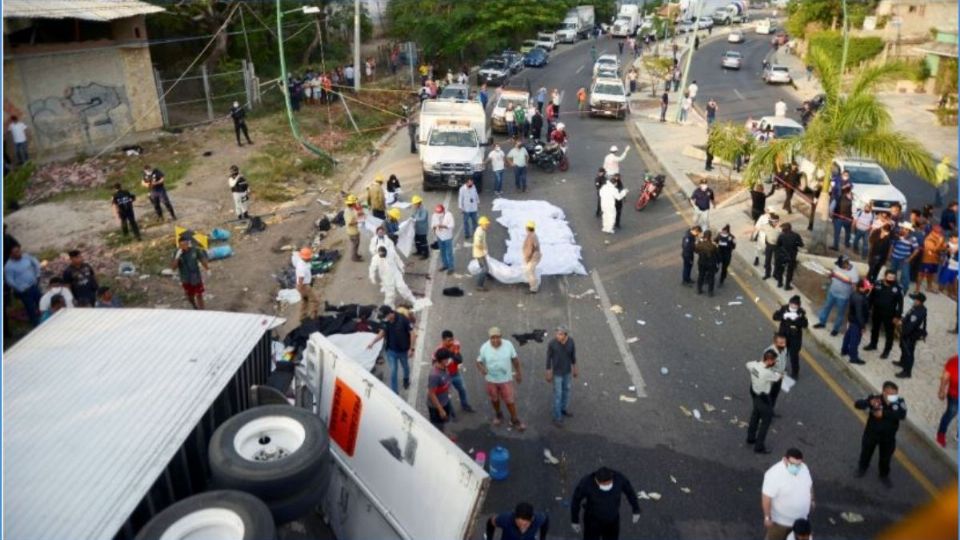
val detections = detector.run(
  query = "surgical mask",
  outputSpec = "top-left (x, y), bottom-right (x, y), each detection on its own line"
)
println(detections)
top-left (788, 305), bottom-right (798, 312)
top-left (786, 463), bottom-right (802, 476)
top-left (598, 482), bottom-right (613, 492)
top-left (886, 394), bottom-right (899, 403)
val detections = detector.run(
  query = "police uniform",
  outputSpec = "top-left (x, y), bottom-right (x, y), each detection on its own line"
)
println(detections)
top-left (895, 302), bottom-right (927, 378)
top-left (865, 280), bottom-right (903, 357)
top-left (229, 172), bottom-right (250, 219)
top-left (111, 188), bottom-right (141, 241)
top-left (855, 394), bottom-right (907, 479)
top-left (746, 360), bottom-right (782, 453)
top-left (772, 303), bottom-right (808, 378)
top-left (716, 232), bottom-right (736, 286)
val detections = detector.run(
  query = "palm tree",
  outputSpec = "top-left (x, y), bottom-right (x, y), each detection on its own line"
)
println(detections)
top-left (743, 47), bottom-right (936, 248)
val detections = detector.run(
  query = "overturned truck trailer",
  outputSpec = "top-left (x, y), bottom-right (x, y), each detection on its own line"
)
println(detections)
top-left (3, 309), bottom-right (488, 540)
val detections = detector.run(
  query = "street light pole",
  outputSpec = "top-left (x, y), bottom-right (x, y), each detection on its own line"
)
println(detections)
top-left (674, 0), bottom-right (705, 122)
top-left (840, 0), bottom-right (849, 73)
top-left (354, 0), bottom-right (361, 92)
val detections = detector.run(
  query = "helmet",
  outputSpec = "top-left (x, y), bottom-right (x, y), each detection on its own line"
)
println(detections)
top-left (535, 145), bottom-right (543, 153)
top-left (388, 208), bottom-right (401, 220)
top-left (345, 194), bottom-right (358, 204)
top-left (609, 145), bottom-right (618, 153)
top-left (411, 195), bottom-right (423, 204)
top-left (374, 175), bottom-right (384, 183)
top-left (435, 204), bottom-right (445, 213)
top-left (478, 216), bottom-right (491, 226)
top-left (557, 122), bottom-right (565, 130)
top-left (526, 220), bottom-right (536, 230)
top-left (299, 247), bottom-right (313, 261)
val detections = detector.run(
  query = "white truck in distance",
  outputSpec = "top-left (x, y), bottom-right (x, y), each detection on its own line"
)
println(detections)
top-left (712, 1), bottom-right (748, 25)
top-left (557, 5), bottom-right (596, 42)
top-left (418, 100), bottom-right (490, 191)
top-left (611, 4), bottom-right (640, 37)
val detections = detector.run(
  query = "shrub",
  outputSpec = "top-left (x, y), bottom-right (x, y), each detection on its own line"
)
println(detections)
top-left (807, 31), bottom-right (884, 69)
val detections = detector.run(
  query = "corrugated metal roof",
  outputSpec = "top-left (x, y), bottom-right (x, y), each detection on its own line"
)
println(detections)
top-left (3, 308), bottom-right (280, 540)
top-left (3, 0), bottom-right (164, 22)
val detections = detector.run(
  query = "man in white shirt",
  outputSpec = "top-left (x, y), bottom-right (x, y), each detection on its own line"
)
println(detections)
top-left (747, 350), bottom-right (783, 453)
top-left (486, 144), bottom-right (506, 195)
top-left (8, 116), bottom-right (29, 164)
top-left (687, 80), bottom-right (699, 104)
top-left (761, 448), bottom-right (814, 540)
top-left (602, 145), bottom-right (630, 178)
top-left (431, 204), bottom-right (455, 272)
top-left (295, 247), bottom-right (319, 321)
top-left (344, 65), bottom-right (355, 88)
top-left (39, 277), bottom-right (75, 312)
top-left (458, 178), bottom-right (480, 246)
top-left (775, 99), bottom-right (787, 118)
top-left (506, 141), bottom-right (529, 193)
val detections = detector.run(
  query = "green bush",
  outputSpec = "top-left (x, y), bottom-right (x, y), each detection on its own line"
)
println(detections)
top-left (807, 31), bottom-right (885, 69)
top-left (3, 162), bottom-right (36, 211)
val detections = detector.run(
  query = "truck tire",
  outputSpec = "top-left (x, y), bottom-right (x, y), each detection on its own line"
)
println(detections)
top-left (134, 491), bottom-right (275, 540)
top-left (209, 405), bottom-right (329, 499)
top-left (266, 465), bottom-right (333, 524)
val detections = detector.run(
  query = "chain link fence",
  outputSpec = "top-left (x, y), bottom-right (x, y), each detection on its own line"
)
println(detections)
top-left (153, 61), bottom-right (261, 129)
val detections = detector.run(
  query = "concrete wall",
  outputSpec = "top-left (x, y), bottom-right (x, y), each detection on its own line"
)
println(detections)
top-left (2, 15), bottom-right (162, 156)
top-left (875, 0), bottom-right (958, 41)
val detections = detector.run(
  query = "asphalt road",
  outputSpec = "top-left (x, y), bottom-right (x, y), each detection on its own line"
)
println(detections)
top-left (688, 32), bottom-right (957, 209)
top-left (404, 36), bottom-right (955, 539)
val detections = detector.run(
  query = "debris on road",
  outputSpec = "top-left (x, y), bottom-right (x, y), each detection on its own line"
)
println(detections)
top-left (727, 301), bottom-right (743, 306)
top-left (684, 313), bottom-right (693, 318)
top-left (619, 394), bottom-right (638, 403)
top-left (680, 487), bottom-right (692, 494)
top-left (660, 367), bottom-right (669, 375)
top-left (723, 396), bottom-right (732, 401)
top-left (692, 409), bottom-right (702, 420)
top-left (703, 403), bottom-right (716, 412)
top-left (669, 475), bottom-right (677, 484)
top-left (840, 512), bottom-right (865, 523)
top-left (679, 406), bottom-right (693, 417)
top-left (626, 337), bottom-right (639, 344)
top-left (610, 304), bottom-right (624, 314)
top-left (543, 449), bottom-right (560, 465)
top-left (569, 288), bottom-right (596, 299)
top-left (637, 319), bottom-right (646, 325)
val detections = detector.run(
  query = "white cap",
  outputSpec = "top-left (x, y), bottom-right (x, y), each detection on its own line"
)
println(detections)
top-left (557, 122), bottom-right (565, 130)
top-left (900, 221), bottom-right (914, 231)
top-left (610, 145), bottom-right (618, 153)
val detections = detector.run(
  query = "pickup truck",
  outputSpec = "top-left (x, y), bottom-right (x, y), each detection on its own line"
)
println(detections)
top-left (477, 57), bottom-right (511, 86)
top-left (589, 77), bottom-right (628, 119)
top-left (419, 100), bottom-right (490, 191)
top-left (490, 89), bottom-right (531, 133)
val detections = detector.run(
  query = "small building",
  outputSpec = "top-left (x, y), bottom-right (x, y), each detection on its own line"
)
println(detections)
top-left (3, 0), bottom-right (165, 157)
top-left (915, 26), bottom-right (959, 79)
top-left (875, 0), bottom-right (958, 41)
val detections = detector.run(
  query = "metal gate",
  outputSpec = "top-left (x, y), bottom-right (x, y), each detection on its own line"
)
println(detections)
top-left (153, 60), bottom-right (261, 129)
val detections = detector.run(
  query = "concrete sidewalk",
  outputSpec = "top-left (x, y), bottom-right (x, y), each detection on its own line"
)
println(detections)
top-left (632, 109), bottom-right (958, 464)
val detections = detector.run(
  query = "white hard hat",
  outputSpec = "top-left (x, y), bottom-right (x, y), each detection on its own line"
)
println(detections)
top-left (557, 122), bottom-right (565, 130)
top-left (610, 145), bottom-right (618, 153)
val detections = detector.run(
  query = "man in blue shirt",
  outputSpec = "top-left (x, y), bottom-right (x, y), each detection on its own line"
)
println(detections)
top-left (485, 502), bottom-right (549, 540)
top-left (4, 244), bottom-right (41, 326)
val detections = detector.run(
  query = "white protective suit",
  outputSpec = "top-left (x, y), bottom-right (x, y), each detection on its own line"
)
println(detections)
top-left (369, 252), bottom-right (417, 308)
top-left (369, 233), bottom-right (405, 275)
top-left (599, 181), bottom-right (628, 234)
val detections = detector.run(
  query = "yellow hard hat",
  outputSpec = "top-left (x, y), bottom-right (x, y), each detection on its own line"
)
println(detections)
top-left (388, 208), bottom-right (401, 220)
top-left (345, 194), bottom-right (358, 204)
top-left (526, 220), bottom-right (536, 230)
top-left (478, 216), bottom-right (491, 226)
top-left (374, 174), bottom-right (384, 183)
top-left (411, 195), bottom-right (423, 204)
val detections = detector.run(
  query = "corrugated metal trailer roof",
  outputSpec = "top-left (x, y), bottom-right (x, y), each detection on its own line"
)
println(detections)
top-left (3, 309), bottom-right (280, 540)
top-left (3, 0), bottom-right (164, 22)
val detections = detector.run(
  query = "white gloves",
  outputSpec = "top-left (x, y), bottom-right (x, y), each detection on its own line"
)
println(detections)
top-left (571, 523), bottom-right (581, 534)
top-left (632, 513), bottom-right (641, 524)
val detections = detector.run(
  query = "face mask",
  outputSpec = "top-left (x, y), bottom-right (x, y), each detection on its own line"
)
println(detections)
top-left (598, 482), bottom-right (614, 492)
top-left (886, 394), bottom-right (899, 403)
top-left (788, 305), bottom-right (798, 312)
top-left (786, 463), bottom-right (802, 476)
top-left (700, 184), bottom-right (707, 190)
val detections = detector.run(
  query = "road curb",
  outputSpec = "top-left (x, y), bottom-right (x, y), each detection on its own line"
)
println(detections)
top-left (632, 118), bottom-right (958, 467)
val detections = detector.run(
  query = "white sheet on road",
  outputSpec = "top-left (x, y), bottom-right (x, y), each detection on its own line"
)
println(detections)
top-left (325, 332), bottom-right (382, 372)
top-left (492, 197), bottom-right (587, 276)
top-left (468, 256), bottom-right (530, 284)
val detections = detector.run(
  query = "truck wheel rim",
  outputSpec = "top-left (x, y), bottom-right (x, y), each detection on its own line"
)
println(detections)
top-left (160, 509), bottom-right (245, 540)
top-left (233, 416), bottom-right (306, 462)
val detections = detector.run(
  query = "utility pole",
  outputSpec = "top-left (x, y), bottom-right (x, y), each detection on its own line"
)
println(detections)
top-left (840, 0), bottom-right (849, 73)
top-left (354, 0), bottom-right (361, 92)
top-left (674, 0), bottom-right (705, 122)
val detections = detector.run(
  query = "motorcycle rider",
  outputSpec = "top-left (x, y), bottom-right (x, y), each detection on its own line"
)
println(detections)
top-left (551, 122), bottom-right (569, 155)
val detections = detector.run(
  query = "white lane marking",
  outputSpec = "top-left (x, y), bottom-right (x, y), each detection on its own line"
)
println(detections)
top-left (407, 191), bottom-right (451, 407)
top-left (590, 268), bottom-right (648, 398)
top-left (576, 65), bottom-right (585, 74)
top-left (733, 88), bottom-right (745, 101)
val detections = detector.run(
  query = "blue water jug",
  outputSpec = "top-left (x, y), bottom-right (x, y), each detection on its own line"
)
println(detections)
top-left (210, 228), bottom-right (231, 241)
top-left (489, 446), bottom-right (510, 481)
top-left (207, 245), bottom-right (233, 260)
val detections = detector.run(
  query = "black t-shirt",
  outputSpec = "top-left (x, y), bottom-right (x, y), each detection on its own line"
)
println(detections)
top-left (230, 105), bottom-right (246, 124)
top-left (112, 189), bottom-right (136, 214)
top-left (144, 169), bottom-right (166, 192)
top-left (230, 174), bottom-right (249, 193)
top-left (383, 314), bottom-right (413, 352)
top-left (63, 263), bottom-right (98, 300)
top-left (691, 188), bottom-right (715, 210)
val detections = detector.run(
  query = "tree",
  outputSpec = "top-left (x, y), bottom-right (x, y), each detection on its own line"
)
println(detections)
top-left (159, 1), bottom-right (238, 69)
top-left (642, 56), bottom-right (673, 96)
top-left (707, 122), bottom-right (756, 186)
top-left (743, 47), bottom-right (936, 248)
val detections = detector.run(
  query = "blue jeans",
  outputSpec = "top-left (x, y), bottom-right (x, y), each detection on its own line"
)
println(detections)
top-left (938, 396), bottom-right (958, 435)
top-left (450, 372), bottom-right (471, 409)
top-left (14, 283), bottom-right (41, 326)
top-left (14, 142), bottom-right (28, 164)
top-left (841, 322), bottom-right (863, 361)
top-left (832, 218), bottom-right (852, 249)
top-left (507, 122), bottom-right (516, 138)
top-left (385, 349), bottom-right (410, 393)
top-left (886, 258), bottom-right (911, 292)
top-left (553, 373), bottom-right (572, 420)
top-left (475, 257), bottom-right (488, 287)
top-left (463, 211), bottom-right (478, 240)
top-left (679, 108), bottom-right (688, 122)
top-left (817, 291), bottom-right (849, 333)
top-left (493, 170), bottom-right (504, 193)
top-left (439, 238), bottom-right (454, 270)
top-left (852, 228), bottom-right (869, 257)
top-left (514, 166), bottom-right (527, 191)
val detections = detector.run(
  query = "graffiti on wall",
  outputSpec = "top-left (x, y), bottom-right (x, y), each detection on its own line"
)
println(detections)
top-left (27, 83), bottom-right (133, 148)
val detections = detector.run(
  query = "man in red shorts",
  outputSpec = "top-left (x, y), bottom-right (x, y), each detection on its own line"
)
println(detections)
top-left (171, 234), bottom-right (209, 309)
top-left (476, 326), bottom-right (526, 431)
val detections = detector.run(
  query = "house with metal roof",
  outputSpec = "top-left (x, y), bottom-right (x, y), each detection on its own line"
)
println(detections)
top-left (3, 0), bottom-right (166, 156)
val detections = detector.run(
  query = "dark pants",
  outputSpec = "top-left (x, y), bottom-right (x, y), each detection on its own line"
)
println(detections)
top-left (234, 121), bottom-right (252, 145)
top-left (595, 190), bottom-right (602, 217)
top-left (763, 243), bottom-right (776, 278)
top-left (859, 429), bottom-right (896, 478)
top-left (615, 200), bottom-right (623, 229)
top-left (409, 133), bottom-right (417, 153)
top-left (428, 402), bottom-right (453, 432)
top-left (682, 257), bottom-right (694, 283)
top-left (14, 284), bottom-right (41, 327)
top-left (149, 189), bottom-right (177, 220)
top-left (660, 103), bottom-right (668, 122)
top-left (841, 322), bottom-right (863, 362)
top-left (697, 266), bottom-right (716, 294)
top-left (119, 211), bottom-right (141, 240)
top-left (898, 337), bottom-right (917, 375)
top-left (868, 311), bottom-right (896, 355)
top-left (832, 218), bottom-right (852, 249)
top-left (583, 516), bottom-right (620, 540)
top-left (747, 389), bottom-right (774, 449)
top-left (773, 255), bottom-right (796, 287)
top-left (786, 341), bottom-right (801, 377)
top-left (769, 379), bottom-right (782, 408)
top-left (939, 396), bottom-right (958, 435)
top-left (414, 233), bottom-right (428, 257)
top-left (867, 257), bottom-right (886, 282)
top-left (705, 150), bottom-right (714, 170)
top-left (782, 188), bottom-right (795, 213)
top-left (719, 252), bottom-right (732, 284)
top-left (372, 209), bottom-right (386, 220)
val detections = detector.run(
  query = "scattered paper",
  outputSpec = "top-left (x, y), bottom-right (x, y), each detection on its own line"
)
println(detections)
top-left (626, 337), bottom-right (639, 344)
top-left (637, 320), bottom-right (647, 325)
top-left (680, 487), bottom-right (692, 494)
top-left (569, 288), bottom-right (595, 299)
top-left (610, 304), bottom-right (624, 314)
top-left (670, 475), bottom-right (677, 484)
top-left (715, 320), bottom-right (724, 325)
top-left (693, 409), bottom-right (702, 420)
top-left (754, 297), bottom-right (760, 303)
top-left (628, 386), bottom-right (636, 392)
top-left (684, 313), bottom-right (693, 318)
top-left (841, 512), bottom-right (864, 523)
top-left (660, 367), bottom-right (669, 375)
top-left (679, 406), bottom-right (693, 417)
top-left (316, 198), bottom-right (332, 206)
top-left (723, 396), bottom-right (732, 401)
top-left (648, 492), bottom-right (661, 500)
top-left (829, 518), bottom-right (837, 525)
top-left (543, 449), bottom-right (560, 465)
top-left (637, 491), bottom-right (650, 500)
top-left (703, 403), bottom-right (716, 412)
top-left (727, 301), bottom-right (742, 306)
top-left (619, 394), bottom-right (638, 403)
top-left (781, 375), bottom-right (796, 393)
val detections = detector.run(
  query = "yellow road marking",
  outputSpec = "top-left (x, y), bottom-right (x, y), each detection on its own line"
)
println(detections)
top-left (625, 122), bottom-right (940, 499)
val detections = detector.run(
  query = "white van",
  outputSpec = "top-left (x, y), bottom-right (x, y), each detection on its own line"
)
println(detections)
top-left (755, 18), bottom-right (773, 34)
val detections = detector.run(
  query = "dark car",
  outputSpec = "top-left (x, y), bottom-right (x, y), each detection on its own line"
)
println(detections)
top-left (501, 50), bottom-right (525, 73)
top-left (477, 58), bottom-right (511, 86)
top-left (524, 47), bottom-right (549, 67)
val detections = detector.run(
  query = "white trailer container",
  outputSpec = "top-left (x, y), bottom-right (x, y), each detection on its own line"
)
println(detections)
top-left (611, 4), bottom-right (640, 37)
top-left (557, 5), bottom-right (596, 42)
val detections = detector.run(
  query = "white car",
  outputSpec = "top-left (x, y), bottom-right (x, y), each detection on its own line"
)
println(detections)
top-left (696, 17), bottom-right (714, 29)
top-left (593, 54), bottom-right (620, 77)
top-left (755, 18), bottom-right (773, 34)
top-left (756, 116), bottom-right (804, 139)
top-left (535, 32), bottom-right (558, 51)
top-left (490, 89), bottom-right (530, 133)
top-left (589, 77), bottom-right (628, 119)
top-left (721, 50), bottom-right (743, 70)
top-left (797, 157), bottom-right (908, 215)
top-left (676, 19), bottom-right (696, 33)
top-left (763, 64), bottom-right (792, 84)
top-left (728, 30), bottom-right (744, 43)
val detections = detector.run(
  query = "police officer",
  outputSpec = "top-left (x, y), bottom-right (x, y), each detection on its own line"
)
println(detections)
top-left (594, 167), bottom-right (606, 217)
top-left (141, 165), bottom-right (177, 221)
top-left (894, 293), bottom-right (927, 378)
top-left (681, 226), bottom-right (702, 287)
top-left (772, 295), bottom-right (808, 379)
top-left (764, 334), bottom-right (789, 409)
top-left (110, 182), bottom-right (140, 241)
top-left (716, 224), bottom-right (736, 287)
top-left (854, 381), bottom-right (907, 487)
top-left (863, 270), bottom-right (903, 359)
top-left (746, 350), bottom-right (783, 454)
top-left (229, 100), bottom-right (254, 146)
top-left (774, 222), bottom-right (804, 290)
top-left (228, 165), bottom-right (250, 219)
top-left (571, 467), bottom-right (641, 540)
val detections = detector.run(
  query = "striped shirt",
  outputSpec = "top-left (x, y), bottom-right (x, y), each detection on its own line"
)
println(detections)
top-left (890, 236), bottom-right (919, 261)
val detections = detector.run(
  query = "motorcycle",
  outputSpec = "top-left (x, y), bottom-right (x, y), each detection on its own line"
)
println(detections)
top-left (523, 138), bottom-right (569, 173)
top-left (634, 172), bottom-right (666, 210)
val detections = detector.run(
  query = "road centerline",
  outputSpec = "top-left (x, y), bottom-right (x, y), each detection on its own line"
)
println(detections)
top-left (590, 268), bottom-right (648, 398)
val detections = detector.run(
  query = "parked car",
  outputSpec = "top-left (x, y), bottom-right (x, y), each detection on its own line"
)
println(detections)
top-left (524, 47), bottom-right (549, 67)
top-left (762, 64), bottom-right (792, 84)
top-left (676, 19), bottom-right (696, 33)
top-left (797, 157), bottom-right (908, 215)
top-left (593, 53), bottom-right (620, 77)
top-left (520, 39), bottom-right (539, 54)
top-left (438, 83), bottom-right (470, 101)
top-left (535, 31), bottom-right (558, 51)
top-left (501, 50), bottom-right (525, 73)
top-left (721, 50), bottom-right (743, 70)
top-left (728, 30), bottom-right (744, 43)
top-left (477, 58), bottom-right (510, 86)
top-left (756, 116), bottom-right (804, 139)
top-left (490, 89), bottom-right (531, 133)
top-left (696, 17), bottom-right (714, 29)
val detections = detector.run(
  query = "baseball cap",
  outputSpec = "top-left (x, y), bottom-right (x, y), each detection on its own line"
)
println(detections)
top-left (488, 326), bottom-right (502, 337)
